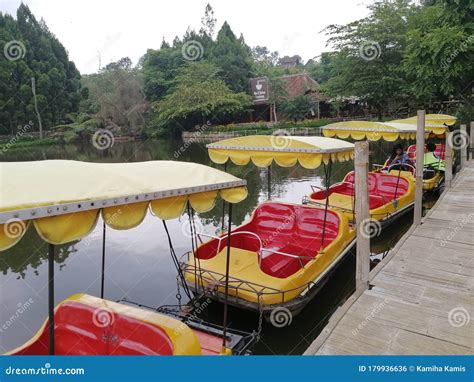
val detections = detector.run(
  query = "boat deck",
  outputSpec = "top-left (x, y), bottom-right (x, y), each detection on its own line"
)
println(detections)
top-left (305, 160), bottom-right (474, 355)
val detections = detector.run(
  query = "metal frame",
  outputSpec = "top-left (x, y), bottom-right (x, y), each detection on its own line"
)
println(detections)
top-left (181, 239), bottom-right (357, 317)
top-left (206, 144), bottom-right (353, 155)
top-left (0, 180), bottom-right (246, 224)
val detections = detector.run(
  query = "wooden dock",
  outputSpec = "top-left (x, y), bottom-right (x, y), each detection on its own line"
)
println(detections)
top-left (305, 160), bottom-right (474, 355)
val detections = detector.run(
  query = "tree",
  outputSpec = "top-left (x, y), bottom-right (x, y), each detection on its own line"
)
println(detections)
top-left (305, 52), bottom-right (336, 84)
top-left (82, 57), bottom-right (149, 133)
top-left (153, 61), bottom-right (251, 130)
top-left (210, 22), bottom-right (254, 93)
top-left (252, 46), bottom-right (280, 67)
top-left (280, 96), bottom-right (313, 121)
top-left (323, 0), bottom-right (416, 119)
top-left (200, 3), bottom-right (217, 38)
top-left (0, 4), bottom-right (82, 134)
top-left (141, 47), bottom-right (186, 102)
top-left (402, 1), bottom-right (474, 102)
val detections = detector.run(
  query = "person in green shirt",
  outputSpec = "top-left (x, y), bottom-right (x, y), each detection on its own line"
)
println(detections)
top-left (423, 143), bottom-right (445, 172)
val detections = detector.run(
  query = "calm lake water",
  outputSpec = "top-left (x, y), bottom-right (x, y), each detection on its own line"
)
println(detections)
top-left (0, 138), bottom-right (417, 355)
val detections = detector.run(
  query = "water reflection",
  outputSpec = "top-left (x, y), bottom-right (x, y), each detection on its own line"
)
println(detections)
top-left (0, 139), bottom-right (415, 354)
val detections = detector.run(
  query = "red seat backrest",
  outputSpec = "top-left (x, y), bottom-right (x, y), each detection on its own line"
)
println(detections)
top-left (344, 171), bottom-right (378, 193)
top-left (55, 302), bottom-right (106, 355)
top-left (109, 314), bottom-right (174, 355)
top-left (55, 302), bottom-right (174, 355)
top-left (375, 173), bottom-right (409, 197)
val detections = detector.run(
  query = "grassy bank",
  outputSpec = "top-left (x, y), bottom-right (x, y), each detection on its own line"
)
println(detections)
top-left (0, 137), bottom-right (58, 151)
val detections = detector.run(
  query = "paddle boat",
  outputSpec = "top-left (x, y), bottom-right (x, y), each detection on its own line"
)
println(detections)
top-left (0, 160), bottom-right (255, 355)
top-left (7, 294), bottom-right (248, 355)
top-left (306, 170), bottom-right (415, 226)
top-left (320, 114), bottom-right (456, 196)
top-left (387, 114), bottom-right (456, 193)
top-left (180, 136), bottom-right (357, 318)
top-left (406, 143), bottom-right (448, 192)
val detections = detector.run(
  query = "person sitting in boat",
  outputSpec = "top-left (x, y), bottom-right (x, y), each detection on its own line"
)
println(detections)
top-left (423, 143), bottom-right (445, 171)
top-left (386, 144), bottom-right (413, 171)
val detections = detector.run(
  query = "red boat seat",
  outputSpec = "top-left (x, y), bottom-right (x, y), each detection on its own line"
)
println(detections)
top-left (408, 144), bottom-right (446, 160)
top-left (195, 202), bottom-right (341, 278)
top-left (310, 178), bottom-right (387, 210)
top-left (13, 301), bottom-right (174, 355)
top-left (343, 171), bottom-right (408, 199)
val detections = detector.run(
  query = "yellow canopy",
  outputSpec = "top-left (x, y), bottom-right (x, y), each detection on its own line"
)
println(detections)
top-left (0, 160), bottom-right (247, 251)
top-left (322, 114), bottom-right (455, 141)
top-left (321, 121), bottom-right (417, 141)
top-left (207, 135), bottom-right (354, 169)
top-left (390, 114), bottom-right (456, 128)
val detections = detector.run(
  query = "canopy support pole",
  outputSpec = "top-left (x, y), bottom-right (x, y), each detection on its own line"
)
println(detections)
top-left (162, 220), bottom-right (192, 300)
top-left (221, 162), bottom-right (228, 232)
top-left (221, 202), bottom-right (233, 353)
top-left (267, 164), bottom-right (272, 200)
top-left (355, 141), bottom-right (370, 291)
top-left (48, 243), bottom-right (55, 355)
top-left (320, 161), bottom-right (332, 250)
top-left (414, 110), bottom-right (425, 226)
top-left (100, 220), bottom-right (106, 299)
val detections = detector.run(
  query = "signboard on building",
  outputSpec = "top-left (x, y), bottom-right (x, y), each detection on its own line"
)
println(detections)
top-left (250, 77), bottom-right (269, 104)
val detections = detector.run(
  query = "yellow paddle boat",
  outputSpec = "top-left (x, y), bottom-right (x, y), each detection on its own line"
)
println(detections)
top-left (181, 135), bottom-right (357, 317)
top-left (0, 160), bottom-right (254, 355)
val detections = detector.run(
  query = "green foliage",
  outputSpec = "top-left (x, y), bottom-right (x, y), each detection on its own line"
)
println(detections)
top-left (403, 1), bottom-right (474, 100)
top-left (323, 0), bottom-right (415, 118)
top-left (305, 52), bottom-right (337, 84)
top-left (0, 4), bottom-right (82, 134)
top-left (153, 61), bottom-right (251, 130)
top-left (81, 57), bottom-right (148, 133)
top-left (322, 0), bottom-right (473, 117)
top-left (280, 96), bottom-right (314, 121)
top-left (209, 22), bottom-right (254, 93)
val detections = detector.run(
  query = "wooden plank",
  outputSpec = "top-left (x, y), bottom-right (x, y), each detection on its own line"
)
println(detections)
top-left (305, 161), bottom-right (474, 355)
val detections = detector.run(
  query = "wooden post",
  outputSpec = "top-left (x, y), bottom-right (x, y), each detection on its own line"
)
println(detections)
top-left (355, 141), bottom-right (370, 291)
top-left (413, 110), bottom-right (425, 226)
top-left (445, 131), bottom-right (453, 189)
top-left (471, 122), bottom-right (474, 160)
top-left (460, 124), bottom-right (467, 168)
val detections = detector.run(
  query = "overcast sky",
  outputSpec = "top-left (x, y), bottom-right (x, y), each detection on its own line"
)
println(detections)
top-left (1, 0), bottom-right (371, 74)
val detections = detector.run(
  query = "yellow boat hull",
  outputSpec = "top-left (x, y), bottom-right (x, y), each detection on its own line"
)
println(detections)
top-left (184, 202), bottom-right (355, 306)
